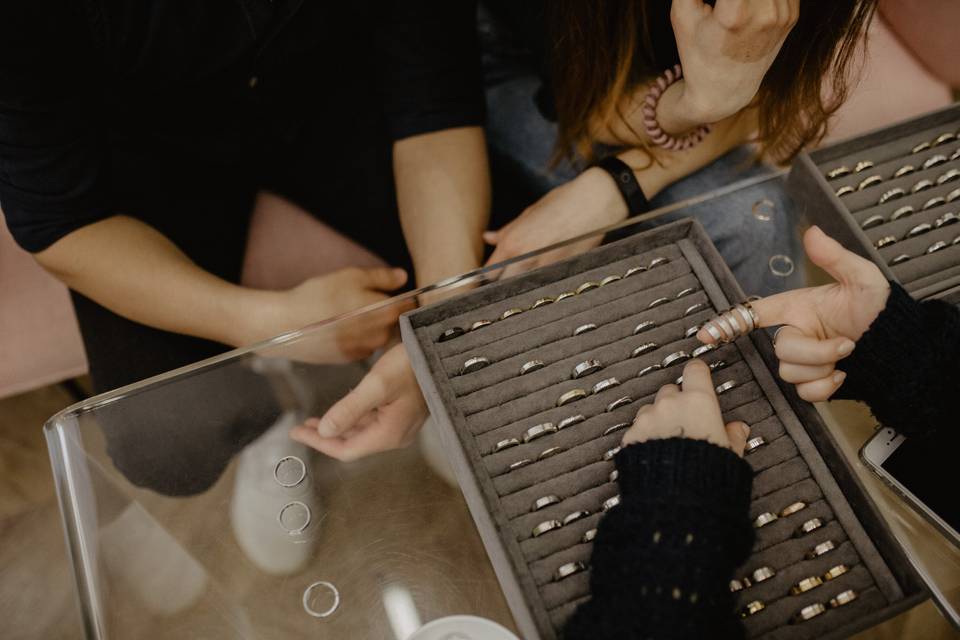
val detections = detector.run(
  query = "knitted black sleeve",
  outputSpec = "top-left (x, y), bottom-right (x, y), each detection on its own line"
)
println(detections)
top-left (563, 438), bottom-right (755, 640)
top-left (835, 281), bottom-right (960, 438)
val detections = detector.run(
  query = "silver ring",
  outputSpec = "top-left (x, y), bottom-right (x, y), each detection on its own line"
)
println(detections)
top-left (875, 235), bottom-right (897, 249)
top-left (912, 140), bottom-right (932, 154)
top-left (793, 602), bottom-right (826, 623)
top-left (520, 360), bottom-right (546, 376)
top-left (592, 377), bottom-right (621, 394)
top-left (557, 388), bottom-right (587, 407)
top-left (633, 320), bottom-right (657, 335)
top-left (554, 561), bottom-right (587, 581)
top-left (715, 380), bottom-right (738, 395)
top-left (927, 240), bottom-right (948, 254)
top-left (648, 256), bottom-right (669, 268)
top-left (532, 520), bottom-right (563, 537)
top-left (661, 351), bottom-right (691, 368)
top-left (948, 188), bottom-right (960, 203)
top-left (729, 579), bottom-right (747, 592)
top-left (601, 495), bottom-right (621, 512)
top-left (954, 148), bottom-right (960, 162)
top-left (733, 304), bottom-right (756, 332)
top-left (438, 327), bottom-right (465, 342)
top-left (302, 581), bottom-right (341, 618)
top-left (835, 185), bottom-right (855, 197)
top-left (830, 590), bottom-right (859, 608)
top-left (575, 281), bottom-right (600, 295)
top-left (912, 179), bottom-right (935, 193)
top-left (606, 396), bottom-right (632, 413)
top-left (532, 495), bottom-right (561, 511)
top-left (752, 566), bottom-right (776, 583)
top-left (538, 446), bottom-right (564, 460)
top-left (806, 540), bottom-right (836, 559)
top-left (906, 222), bottom-right (933, 238)
top-left (493, 438), bottom-right (520, 453)
top-left (558, 414), bottom-right (586, 430)
top-left (890, 205), bottom-right (915, 221)
top-left (469, 319), bottom-right (492, 331)
top-left (599, 274), bottom-right (621, 287)
top-left (523, 422), bottom-right (557, 443)
top-left (936, 212), bottom-right (960, 228)
top-left (795, 517), bottom-right (824, 537)
top-left (791, 576), bottom-right (824, 596)
top-left (933, 132), bottom-right (958, 146)
top-left (854, 160), bottom-right (874, 172)
top-left (826, 166), bottom-right (851, 179)
top-left (603, 421), bottom-right (631, 436)
top-left (501, 307), bottom-right (524, 320)
top-left (938, 168), bottom-right (960, 185)
top-left (709, 360), bottom-right (728, 372)
top-left (780, 501), bottom-right (807, 517)
top-left (638, 364), bottom-right (662, 377)
top-left (745, 436), bottom-right (766, 454)
top-left (878, 187), bottom-right (905, 204)
top-left (922, 154), bottom-right (948, 170)
top-left (955, 234), bottom-right (960, 245)
top-left (624, 265), bottom-right (647, 278)
top-left (531, 296), bottom-right (555, 309)
top-left (602, 446), bottom-right (621, 462)
top-left (631, 342), bottom-right (658, 358)
top-left (582, 528), bottom-right (598, 543)
top-left (893, 164), bottom-right (916, 179)
top-left (741, 600), bottom-right (765, 618)
top-left (675, 286), bottom-right (697, 299)
top-left (683, 302), bottom-right (709, 317)
top-left (648, 296), bottom-right (671, 309)
top-left (556, 291), bottom-right (576, 302)
top-left (824, 564), bottom-right (849, 581)
top-left (509, 458), bottom-right (533, 471)
top-left (860, 214), bottom-right (885, 229)
top-left (573, 359), bottom-right (603, 379)
top-left (562, 510), bottom-right (591, 526)
top-left (922, 196), bottom-right (946, 210)
top-left (753, 512), bottom-right (778, 528)
top-left (684, 324), bottom-right (702, 338)
top-left (713, 314), bottom-right (736, 342)
top-left (704, 323), bottom-right (723, 343)
top-left (574, 323), bottom-right (598, 336)
top-left (691, 343), bottom-right (717, 358)
top-left (608, 469), bottom-right (619, 483)
top-left (274, 456), bottom-right (307, 488)
top-left (857, 175), bottom-right (883, 190)
top-left (460, 356), bottom-right (491, 374)
top-left (278, 501), bottom-right (312, 535)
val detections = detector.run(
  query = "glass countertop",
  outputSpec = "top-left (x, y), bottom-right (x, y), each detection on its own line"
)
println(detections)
top-left (44, 173), bottom-right (960, 639)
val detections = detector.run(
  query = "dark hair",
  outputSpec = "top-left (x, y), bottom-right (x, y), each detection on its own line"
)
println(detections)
top-left (548, 0), bottom-right (876, 164)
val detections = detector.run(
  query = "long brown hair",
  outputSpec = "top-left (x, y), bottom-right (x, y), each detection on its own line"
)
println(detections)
top-left (548, 0), bottom-right (876, 165)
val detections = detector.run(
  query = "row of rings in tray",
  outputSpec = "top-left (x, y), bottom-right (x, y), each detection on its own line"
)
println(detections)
top-left (731, 539), bottom-right (842, 594)
top-left (875, 228), bottom-right (960, 258)
top-left (457, 286), bottom-right (710, 376)
top-left (740, 587), bottom-right (860, 623)
top-left (825, 129), bottom-right (959, 181)
top-left (859, 192), bottom-right (960, 229)
top-left (437, 256), bottom-right (672, 343)
top-left (836, 167), bottom-right (960, 202)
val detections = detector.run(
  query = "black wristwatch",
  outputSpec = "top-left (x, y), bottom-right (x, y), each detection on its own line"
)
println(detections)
top-left (594, 156), bottom-right (649, 216)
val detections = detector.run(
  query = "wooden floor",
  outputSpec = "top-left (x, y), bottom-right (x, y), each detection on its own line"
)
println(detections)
top-left (1, 381), bottom-right (958, 640)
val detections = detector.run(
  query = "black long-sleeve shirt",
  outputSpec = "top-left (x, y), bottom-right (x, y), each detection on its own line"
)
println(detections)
top-left (566, 282), bottom-right (959, 639)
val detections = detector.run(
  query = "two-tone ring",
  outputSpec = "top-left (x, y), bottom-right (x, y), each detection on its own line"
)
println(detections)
top-left (745, 436), bottom-right (766, 454)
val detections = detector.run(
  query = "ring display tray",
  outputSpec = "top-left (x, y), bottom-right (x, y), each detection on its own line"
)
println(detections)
top-left (400, 219), bottom-right (926, 640)
top-left (789, 103), bottom-right (960, 305)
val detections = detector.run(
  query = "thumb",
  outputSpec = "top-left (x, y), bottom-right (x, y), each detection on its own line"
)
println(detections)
top-left (725, 421), bottom-right (750, 457)
top-left (804, 225), bottom-right (881, 288)
top-left (357, 267), bottom-right (408, 292)
top-left (483, 230), bottom-right (500, 245)
top-left (315, 371), bottom-right (387, 437)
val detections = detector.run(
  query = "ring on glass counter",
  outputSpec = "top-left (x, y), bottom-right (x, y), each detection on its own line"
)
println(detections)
top-left (302, 581), bottom-right (341, 619)
top-left (911, 179), bottom-right (935, 193)
top-left (826, 166), bottom-right (851, 180)
top-left (638, 364), bottom-right (662, 378)
top-left (274, 456), bottom-right (307, 488)
top-left (892, 164), bottom-right (916, 179)
top-left (922, 196), bottom-right (946, 210)
top-left (780, 501), bottom-right (808, 517)
top-left (751, 566), bottom-right (776, 584)
top-left (835, 185), bottom-right (855, 197)
top-left (493, 438), bottom-right (520, 453)
top-left (938, 168), bottom-right (960, 185)
top-left (875, 235), bottom-right (897, 249)
top-left (554, 561), bottom-right (587, 581)
top-left (790, 576), bottom-right (824, 595)
top-left (631, 342), bottom-right (659, 358)
top-left (532, 520), bottom-right (563, 537)
top-left (582, 528), bottom-right (598, 543)
top-left (906, 222), bottom-right (933, 238)
top-left (278, 501), bottom-right (312, 535)
top-left (854, 160), bottom-right (874, 172)
top-left (911, 141), bottom-right (932, 154)
top-left (922, 154), bottom-right (949, 170)
top-left (562, 510), bottom-right (591, 526)
top-left (936, 212), bottom-right (960, 228)
top-left (532, 296), bottom-right (555, 309)
top-left (745, 436), bottom-right (767, 454)
top-left (753, 512), bottom-right (778, 528)
top-left (470, 319), bottom-right (492, 331)
top-left (576, 281), bottom-right (600, 295)
top-left (823, 564), bottom-right (849, 581)
top-left (538, 446), bottom-right (564, 460)
top-left (601, 495), bottom-right (621, 512)
top-left (715, 380), bottom-right (738, 395)
top-left (806, 540), bottom-right (836, 560)
top-left (633, 320), bottom-right (658, 335)
top-left (556, 291), bottom-right (576, 302)
top-left (933, 132), bottom-right (958, 146)
top-left (532, 495), bottom-right (561, 511)
top-left (592, 377), bottom-right (621, 394)
top-left (795, 517), bottom-right (824, 537)
top-left (624, 265), bottom-right (647, 278)
top-left (574, 323), bottom-right (598, 336)
top-left (877, 187), bottom-right (905, 205)
top-left (523, 422), bottom-right (558, 443)
top-left (683, 302), bottom-right (709, 317)
top-left (830, 590), bottom-right (859, 608)
top-left (860, 214), bottom-right (885, 230)
top-left (676, 286), bottom-right (697, 299)
top-left (460, 356), bottom-right (491, 374)
top-left (890, 205), bottom-right (915, 220)
top-left (691, 343), bottom-right (717, 358)
top-left (661, 351), bottom-right (691, 368)
top-left (603, 421), bottom-right (631, 436)
top-left (740, 600), bottom-right (766, 618)
top-left (520, 360), bottom-right (546, 376)
top-left (558, 414), bottom-right (586, 430)
top-left (501, 307), bottom-right (524, 320)
top-left (857, 175), bottom-right (883, 190)
top-left (648, 257), bottom-right (670, 268)
top-left (602, 446), bottom-right (622, 462)
top-left (557, 388), bottom-right (588, 406)
top-left (573, 359), bottom-right (603, 379)
top-left (509, 458), bottom-right (533, 471)
top-left (648, 296), bottom-right (671, 308)
top-left (792, 603), bottom-right (826, 623)
top-left (599, 274), bottom-right (622, 287)
top-left (438, 327), bottom-right (464, 342)
top-left (606, 396), bottom-right (633, 413)
top-left (927, 241), bottom-right (949, 254)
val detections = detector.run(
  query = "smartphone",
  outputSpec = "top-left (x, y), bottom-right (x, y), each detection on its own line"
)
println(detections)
top-left (860, 427), bottom-right (960, 548)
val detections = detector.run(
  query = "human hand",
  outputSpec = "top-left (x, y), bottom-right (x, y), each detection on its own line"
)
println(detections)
top-left (289, 344), bottom-right (429, 461)
top-left (483, 168), bottom-right (628, 279)
top-left (670, 0), bottom-right (799, 124)
top-left (623, 359), bottom-right (750, 456)
top-left (698, 226), bottom-right (890, 402)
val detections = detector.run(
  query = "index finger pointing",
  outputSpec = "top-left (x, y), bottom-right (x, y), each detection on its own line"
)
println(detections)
top-left (679, 359), bottom-right (713, 394)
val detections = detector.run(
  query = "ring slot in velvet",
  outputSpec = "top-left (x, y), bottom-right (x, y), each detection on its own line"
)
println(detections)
top-left (827, 142), bottom-right (960, 190)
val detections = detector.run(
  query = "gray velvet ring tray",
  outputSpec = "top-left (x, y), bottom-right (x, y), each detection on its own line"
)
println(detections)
top-left (401, 219), bottom-right (926, 640)
top-left (788, 103), bottom-right (960, 305)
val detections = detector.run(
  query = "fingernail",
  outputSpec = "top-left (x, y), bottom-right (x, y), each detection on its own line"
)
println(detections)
top-left (833, 371), bottom-right (847, 385)
top-left (740, 423), bottom-right (751, 438)
top-left (837, 340), bottom-right (855, 356)
top-left (393, 268), bottom-right (407, 280)
top-left (317, 418), bottom-right (337, 438)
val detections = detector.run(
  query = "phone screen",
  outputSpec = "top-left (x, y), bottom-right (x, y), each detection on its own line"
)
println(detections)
top-left (882, 435), bottom-right (960, 535)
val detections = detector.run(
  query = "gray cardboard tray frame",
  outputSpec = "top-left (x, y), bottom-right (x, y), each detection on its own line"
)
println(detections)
top-left (401, 218), bottom-right (927, 640)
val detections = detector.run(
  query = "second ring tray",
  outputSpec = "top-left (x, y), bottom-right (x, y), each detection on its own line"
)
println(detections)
top-left (400, 219), bottom-right (926, 640)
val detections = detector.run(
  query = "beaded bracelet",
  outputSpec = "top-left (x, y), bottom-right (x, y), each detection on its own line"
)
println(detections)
top-left (642, 64), bottom-right (711, 151)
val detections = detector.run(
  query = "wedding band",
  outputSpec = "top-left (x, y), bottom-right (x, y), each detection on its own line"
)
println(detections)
top-left (795, 517), bottom-right (824, 537)
top-left (648, 256), bottom-right (670, 268)
top-left (745, 436), bottom-right (766, 454)
top-left (601, 495), bottom-right (621, 512)
top-left (638, 364), bottom-right (662, 377)
top-left (954, 234), bottom-right (960, 245)
top-left (734, 304), bottom-right (757, 332)
top-left (557, 388), bottom-right (587, 406)
top-left (592, 377), bottom-right (621, 394)
top-left (554, 561), bottom-right (587, 581)
top-left (729, 579), bottom-right (747, 593)
top-left (830, 590), bottom-right (858, 608)
top-left (502, 307), bottom-right (525, 320)
top-left (538, 446), bottom-right (564, 460)
top-left (936, 212), bottom-right (960, 227)
top-left (532, 495), bottom-right (561, 511)
top-left (740, 600), bottom-right (765, 618)
top-left (633, 320), bottom-right (657, 335)
top-left (912, 179), bottom-right (935, 193)
top-left (575, 281), bottom-right (600, 295)
top-left (807, 540), bottom-right (836, 559)
top-left (558, 414), bottom-right (586, 430)
top-left (933, 132), bottom-right (957, 146)
top-left (878, 188), bottom-right (905, 205)
top-left (948, 188), bottom-right (960, 203)
top-left (562, 510), bottom-right (591, 526)
top-left (274, 456), bottom-right (307, 488)
top-left (826, 166), bottom-right (851, 179)
top-left (302, 581), bottom-right (340, 618)
top-left (523, 422), bottom-right (557, 443)
top-left (509, 459), bottom-right (533, 471)
top-left (676, 287), bottom-right (697, 299)
top-left (927, 241), bottom-right (949, 254)
top-left (278, 500), bottom-right (313, 534)
top-left (754, 512), bottom-right (778, 528)
top-left (532, 296), bottom-right (555, 309)
top-left (520, 360), bottom-right (546, 376)
top-left (556, 291), bottom-right (576, 302)
top-left (857, 175), bottom-right (883, 190)
top-left (574, 323), bottom-right (598, 336)
top-left (792, 603), bottom-right (826, 623)
top-left (631, 342), bottom-right (659, 357)
top-left (608, 469), bottom-right (619, 483)
top-left (582, 528), bottom-right (598, 543)
top-left (938, 168), bottom-right (960, 185)
top-left (439, 327), bottom-right (465, 342)
top-left (648, 296), bottom-right (671, 308)
top-left (912, 141), bottom-right (932, 154)
top-left (780, 501), bottom-right (807, 517)
top-left (493, 438), bottom-right (520, 454)
top-left (890, 205), bottom-right (915, 220)
top-left (461, 356), bottom-right (491, 374)
top-left (922, 154), bottom-right (948, 170)
top-left (683, 302), bottom-right (709, 317)
top-left (791, 576), bottom-right (824, 595)
top-left (854, 160), bottom-right (874, 172)
top-left (715, 380), bottom-right (738, 395)
top-left (532, 520), bottom-right (563, 537)
top-left (922, 196), bottom-right (946, 210)
top-left (704, 323), bottom-right (723, 343)
top-left (752, 566), bottom-right (776, 583)
top-left (599, 275), bottom-right (621, 287)
top-left (684, 324), bottom-right (702, 338)
top-left (470, 319), bottom-right (492, 331)
top-left (603, 421), bottom-right (631, 436)
top-left (709, 360), bottom-right (728, 372)
top-left (691, 343), bottom-right (716, 358)
top-left (835, 185), bottom-right (855, 197)
top-left (875, 235), bottom-right (897, 249)
top-left (661, 351), bottom-right (691, 368)
top-left (573, 360), bottom-right (603, 379)
top-left (860, 215), bottom-right (885, 229)
top-left (713, 313), bottom-right (736, 342)
top-left (893, 164), bottom-right (916, 179)
top-left (906, 222), bottom-right (933, 238)
top-left (624, 265), bottom-right (647, 278)
top-left (602, 446), bottom-right (621, 462)
top-left (953, 148), bottom-right (960, 162)
top-left (606, 397), bottom-right (633, 413)
top-left (824, 564), bottom-right (849, 581)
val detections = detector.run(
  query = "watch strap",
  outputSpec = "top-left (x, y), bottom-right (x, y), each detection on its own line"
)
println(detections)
top-left (594, 156), bottom-right (649, 217)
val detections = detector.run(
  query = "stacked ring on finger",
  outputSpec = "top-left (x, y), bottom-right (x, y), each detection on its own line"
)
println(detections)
top-left (701, 302), bottom-right (759, 344)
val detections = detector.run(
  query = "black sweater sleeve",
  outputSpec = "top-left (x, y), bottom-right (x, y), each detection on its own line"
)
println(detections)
top-left (835, 281), bottom-right (960, 439)
top-left (563, 438), bottom-right (755, 640)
